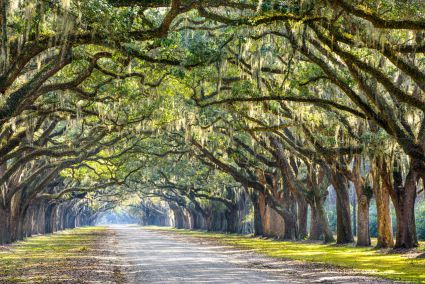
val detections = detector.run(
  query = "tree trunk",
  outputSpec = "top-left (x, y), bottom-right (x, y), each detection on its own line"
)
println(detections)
top-left (45, 204), bottom-right (56, 234)
top-left (282, 192), bottom-right (298, 240)
top-left (11, 213), bottom-right (24, 241)
top-left (9, 203), bottom-right (24, 242)
top-left (392, 163), bottom-right (418, 248)
top-left (191, 209), bottom-right (206, 230)
top-left (297, 198), bottom-right (308, 239)
top-left (393, 178), bottom-right (418, 248)
top-left (258, 191), bottom-right (269, 236)
top-left (245, 189), bottom-right (263, 236)
top-left (331, 171), bottom-right (354, 244)
top-left (347, 157), bottom-right (371, 247)
top-left (283, 214), bottom-right (297, 240)
top-left (174, 210), bottom-right (184, 229)
top-left (309, 205), bottom-right (322, 240)
top-left (351, 188), bottom-right (357, 237)
top-left (356, 195), bottom-right (371, 246)
top-left (373, 158), bottom-right (394, 248)
top-left (225, 206), bottom-right (239, 233)
top-left (252, 199), bottom-right (263, 236)
top-left (393, 196), bottom-right (417, 248)
top-left (0, 206), bottom-right (11, 244)
top-left (308, 167), bottom-right (335, 243)
top-left (7, 193), bottom-right (24, 242)
top-left (315, 200), bottom-right (335, 243)
top-left (375, 190), bottom-right (394, 248)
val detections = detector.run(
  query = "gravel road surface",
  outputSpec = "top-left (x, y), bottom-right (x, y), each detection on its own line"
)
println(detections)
top-left (110, 225), bottom-right (395, 284)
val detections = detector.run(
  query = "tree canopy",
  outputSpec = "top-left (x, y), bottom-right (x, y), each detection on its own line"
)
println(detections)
top-left (1, 0), bottom-right (425, 249)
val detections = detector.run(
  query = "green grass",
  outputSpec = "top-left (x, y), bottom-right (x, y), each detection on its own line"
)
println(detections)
top-left (0, 226), bottom-right (107, 283)
top-left (148, 226), bottom-right (425, 283)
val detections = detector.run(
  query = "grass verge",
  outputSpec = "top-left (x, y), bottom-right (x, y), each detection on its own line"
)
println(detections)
top-left (0, 226), bottom-right (116, 283)
top-left (147, 226), bottom-right (425, 283)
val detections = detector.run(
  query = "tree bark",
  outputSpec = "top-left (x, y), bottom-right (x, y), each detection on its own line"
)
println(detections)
top-left (351, 188), bottom-right (357, 237)
top-left (356, 194), bottom-right (371, 246)
top-left (316, 200), bottom-right (335, 243)
top-left (190, 209), bottom-right (201, 229)
top-left (283, 214), bottom-right (297, 240)
top-left (282, 193), bottom-right (298, 240)
top-left (297, 198), bottom-right (308, 239)
top-left (345, 157), bottom-right (371, 246)
top-left (391, 165), bottom-right (419, 248)
top-left (225, 206), bottom-right (239, 233)
top-left (9, 194), bottom-right (25, 242)
top-left (307, 166), bottom-right (335, 243)
top-left (44, 204), bottom-right (56, 234)
top-left (373, 158), bottom-right (394, 248)
top-left (309, 204), bottom-right (323, 240)
top-left (0, 206), bottom-right (11, 244)
top-left (330, 171), bottom-right (354, 244)
top-left (392, 161), bottom-right (419, 248)
top-left (252, 196), bottom-right (263, 236)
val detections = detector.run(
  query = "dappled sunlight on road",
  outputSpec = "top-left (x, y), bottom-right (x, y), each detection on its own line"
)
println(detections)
top-left (109, 225), bottom-right (394, 283)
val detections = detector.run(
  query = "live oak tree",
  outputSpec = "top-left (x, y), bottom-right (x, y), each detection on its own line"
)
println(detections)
top-left (0, 0), bottom-right (424, 250)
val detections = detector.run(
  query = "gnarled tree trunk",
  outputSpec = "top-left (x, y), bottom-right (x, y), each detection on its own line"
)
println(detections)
top-left (393, 176), bottom-right (418, 248)
top-left (356, 194), bottom-right (371, 246)
top-left (282, 192), bottom-right (298, 240)
top-left (392, 161), bottom-right (419, 248)
top-left (307, 166), bottom-right (334, 243)
top-left (330, 170), bottom-right (354, 244)
top-left (372, 157), bottom-right (394, 248)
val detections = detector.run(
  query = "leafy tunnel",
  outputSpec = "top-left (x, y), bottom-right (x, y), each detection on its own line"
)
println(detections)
top-left (1, 0), bottom-right (425, 252)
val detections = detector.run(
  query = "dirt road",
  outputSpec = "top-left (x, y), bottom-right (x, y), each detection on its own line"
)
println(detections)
top-left (110, 225), bottom-right (394, 283)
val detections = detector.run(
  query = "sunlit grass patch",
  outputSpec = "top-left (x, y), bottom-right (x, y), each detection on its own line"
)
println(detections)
top-left (0, 226), bottom-right (107, 283)
top-left (147, 226), bottom-right (425, 283)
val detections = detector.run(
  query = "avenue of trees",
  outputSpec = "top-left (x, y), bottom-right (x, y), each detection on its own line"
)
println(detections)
top-left (0, 0), bottom-right (425, 249)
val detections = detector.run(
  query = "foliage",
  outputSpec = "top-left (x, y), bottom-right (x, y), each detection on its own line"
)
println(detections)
top-left (1, 0), bottom-right (425, 251)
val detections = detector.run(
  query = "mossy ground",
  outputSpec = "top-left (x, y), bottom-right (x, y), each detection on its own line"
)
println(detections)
top-left (148, 227), bottom-right (425, 283)
top-left (0, 226), bottom-right (120, 283)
